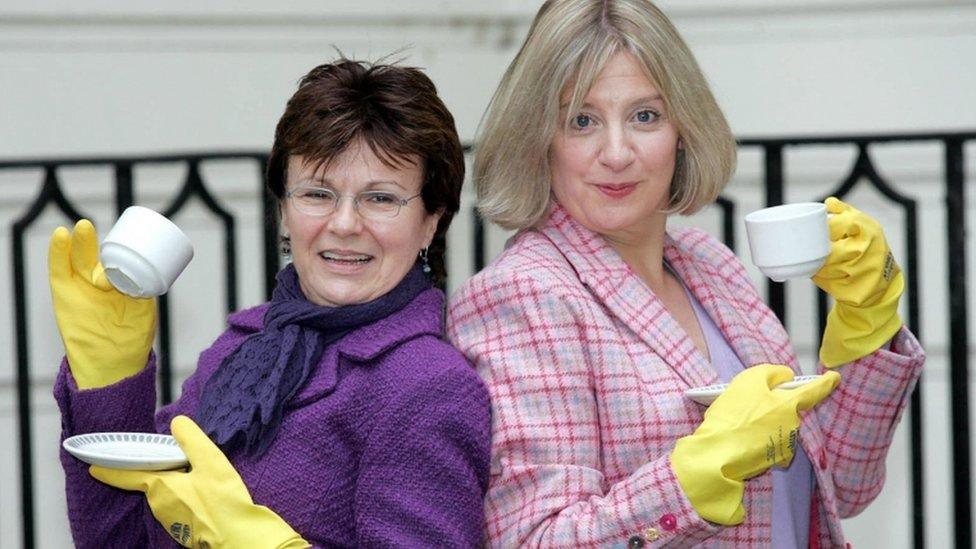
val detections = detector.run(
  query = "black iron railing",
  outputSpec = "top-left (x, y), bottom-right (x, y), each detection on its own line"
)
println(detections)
top-left (5, 152), bottom-right (273, 549)
top-left (5, 130), bottom-right (973, 549)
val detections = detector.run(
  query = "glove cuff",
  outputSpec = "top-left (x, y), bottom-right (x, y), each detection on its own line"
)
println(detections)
top-left (242, 504), bottom-right (310, 549)
top-left (671, 435), bottom-right (746, 526)
top-left (276, 538), bottom-right (312, 549)
top-left (65, 347), bottom-right (151, 390)
top-left (820, 271), bottom-right (904, 368)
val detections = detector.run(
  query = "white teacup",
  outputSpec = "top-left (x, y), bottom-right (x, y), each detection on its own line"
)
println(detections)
top-left (744, 202), bottom-right (830, 282)
top-left (99, 206), bottom-right (194, 298)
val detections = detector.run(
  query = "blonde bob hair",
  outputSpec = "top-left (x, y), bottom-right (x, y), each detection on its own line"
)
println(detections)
top-left (474, 0), bottom-right (737, 230)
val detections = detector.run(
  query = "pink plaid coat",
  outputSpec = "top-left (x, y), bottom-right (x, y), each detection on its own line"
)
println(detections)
top-left (447, 203), bottom-right (924, 548)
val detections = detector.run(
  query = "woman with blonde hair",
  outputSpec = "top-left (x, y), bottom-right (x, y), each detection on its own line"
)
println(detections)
top-left (447, 1), bottom-right (923, 546)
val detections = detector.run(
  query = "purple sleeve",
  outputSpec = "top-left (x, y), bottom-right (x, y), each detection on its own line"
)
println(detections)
top-left (354, 364), bottom-right (491, 548)
top-left (54, 325), bottom-right (251, 548)
top-left (53, 354), bottom-right (178, 548)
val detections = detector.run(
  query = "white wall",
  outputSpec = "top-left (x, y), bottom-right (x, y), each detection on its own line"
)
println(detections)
top-left (1, 1), bottom-right (975, 547)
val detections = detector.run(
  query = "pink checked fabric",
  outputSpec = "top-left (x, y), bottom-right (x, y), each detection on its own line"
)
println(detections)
top-left (447, 202), bottom-right (923, 548)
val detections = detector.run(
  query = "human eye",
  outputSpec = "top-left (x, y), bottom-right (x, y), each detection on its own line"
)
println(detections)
top-left (634, 109), bottom-right (661, 124)
top-left (569, 113), bottom-right (593, 130)
top-left (297, 187), bottom-right (335, 202)
top-left (358, 191), bottom-right (401, 216)
top-left (361, 191), bottom-right (398, 205)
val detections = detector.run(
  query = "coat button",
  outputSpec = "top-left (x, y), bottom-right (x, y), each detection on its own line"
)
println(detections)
top-left (819, 448), bottom-right (829, 469)
top-left (628, 534), bottom-right (646, 548)
top-left (645, 527), bottom-right (660, 541)
top-left (659, 513), bottom-right (678, 531)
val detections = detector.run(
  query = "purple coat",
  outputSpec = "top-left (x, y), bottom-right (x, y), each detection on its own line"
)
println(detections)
top-left (55, 288), bottom-right (491, 548)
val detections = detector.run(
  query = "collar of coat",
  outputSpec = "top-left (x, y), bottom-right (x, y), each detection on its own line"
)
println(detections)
top-left (535, 201), bottom-right (797, 389)
top-left (226, 287), bottom-right (445, 362)
top-left (223, 287), bottom-right (445, 406)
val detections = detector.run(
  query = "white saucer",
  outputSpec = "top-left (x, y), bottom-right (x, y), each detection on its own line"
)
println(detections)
top-left (684, 374), bottom-right (824, 406)
top-left (63, 432), bottom-right (188, 471)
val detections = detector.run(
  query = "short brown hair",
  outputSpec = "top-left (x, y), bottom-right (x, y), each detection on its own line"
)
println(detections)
top-left (474, 0), bottom-right (737, 230)
top-left (267, 58), bottom-right (465, 285)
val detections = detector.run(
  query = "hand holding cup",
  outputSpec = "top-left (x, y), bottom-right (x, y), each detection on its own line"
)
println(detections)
top-left (812, 197), bottom-right (904, 367)
top-left (48, 219), bottom-right (158, 388)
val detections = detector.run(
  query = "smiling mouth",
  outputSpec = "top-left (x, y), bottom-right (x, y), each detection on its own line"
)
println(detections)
top-left (320, 252), bottom-right (373, 264)
top-left (593, 182), bottom-right (639, 198)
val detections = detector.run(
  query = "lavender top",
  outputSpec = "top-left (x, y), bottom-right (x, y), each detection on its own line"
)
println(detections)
top-left (680, 280), bottom-right (814, 548)
top-left (54, 288), bottom-right (491, 548)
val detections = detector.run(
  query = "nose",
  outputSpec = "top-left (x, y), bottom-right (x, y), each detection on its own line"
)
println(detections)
top-left (598, 124), bottom-right (635, 171)
top-left (326, 195), bottom-right (363, 236)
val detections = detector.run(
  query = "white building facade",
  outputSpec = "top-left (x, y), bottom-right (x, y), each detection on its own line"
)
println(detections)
top-left (1, 1), bottom-right (975, 546)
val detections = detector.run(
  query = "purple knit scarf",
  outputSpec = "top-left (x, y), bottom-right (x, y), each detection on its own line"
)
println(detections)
top-left (196, 262), bottom-right (430, 456)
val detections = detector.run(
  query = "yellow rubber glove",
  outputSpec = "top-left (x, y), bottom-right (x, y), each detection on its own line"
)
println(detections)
top-left (91, 416), bottom-right (310, 549)
top-left (671, 365), bottom-right (840, 525)
top-left (48, 219), bottom-right (157, 389)
top-left (812, 197), bottom-right (904, 368)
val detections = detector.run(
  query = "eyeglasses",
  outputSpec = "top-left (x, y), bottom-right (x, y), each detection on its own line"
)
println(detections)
top-left (285, 186), bottom-right (422, 220)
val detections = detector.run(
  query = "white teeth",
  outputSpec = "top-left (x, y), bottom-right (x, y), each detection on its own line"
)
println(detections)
top-left (321, 252), bottom-right (371, 262)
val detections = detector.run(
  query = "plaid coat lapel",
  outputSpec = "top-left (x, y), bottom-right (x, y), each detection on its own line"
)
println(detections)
top-left (663, 231), bottom-right (799, 372)
top-left (539, 204), bottom-right (718, 389)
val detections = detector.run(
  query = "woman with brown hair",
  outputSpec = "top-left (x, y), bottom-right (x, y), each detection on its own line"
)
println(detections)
top-left (51, 58), bottom-right (490, 548)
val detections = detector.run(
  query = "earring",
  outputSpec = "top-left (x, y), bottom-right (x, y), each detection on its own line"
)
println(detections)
top-left (280, 235), bottom-right (291, 256)
top-left (419, 247), bottom-right (431, 274)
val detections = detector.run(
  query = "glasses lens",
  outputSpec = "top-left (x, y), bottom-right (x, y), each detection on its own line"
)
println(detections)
top-left (357, 191), bottom-right (401, 219)
top-left (292, 187), bottom-right (337, 216)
